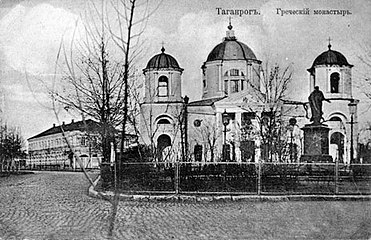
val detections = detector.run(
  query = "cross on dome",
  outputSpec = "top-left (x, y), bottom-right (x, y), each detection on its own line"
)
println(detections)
top-left (327, 37), bottom-right (332, 50)
top-left (225, 17), bottom-right (235, 40)
top-left (161, 41), bottom-right (165, 53)
top-left (228, 16), bottom-right (233, 30)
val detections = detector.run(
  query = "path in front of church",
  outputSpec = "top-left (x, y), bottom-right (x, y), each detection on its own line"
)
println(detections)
top-left (0, 171), bottom-right (370, 240)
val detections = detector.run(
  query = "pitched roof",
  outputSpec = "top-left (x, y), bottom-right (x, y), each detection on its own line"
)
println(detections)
top-left (28, 119), bottom-right (100, 140)
top-left (188, 96), bottom-right (226, 106)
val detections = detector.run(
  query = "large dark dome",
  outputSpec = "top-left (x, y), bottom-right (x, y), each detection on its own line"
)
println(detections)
top-left (207, 39), bottom-right (257, 62)
top-left (309, 44), bottom-right (352, 71)
top-left (145, 47), bottom-right (182, 71)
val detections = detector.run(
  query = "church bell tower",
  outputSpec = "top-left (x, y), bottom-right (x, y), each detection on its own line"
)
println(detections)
top-left (307, 39), bottom-right (359, 163)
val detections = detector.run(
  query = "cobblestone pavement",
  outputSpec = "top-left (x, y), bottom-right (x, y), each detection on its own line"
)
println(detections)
top-left (0, 171), bottom-right (370, 240)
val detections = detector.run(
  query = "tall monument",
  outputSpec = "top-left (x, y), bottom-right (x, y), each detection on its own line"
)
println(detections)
top-left (301, 86), bottom-right (333, 162)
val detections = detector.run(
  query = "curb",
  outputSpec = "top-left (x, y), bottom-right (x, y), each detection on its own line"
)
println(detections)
top-left (88, 176), bottom-right (371, 202)
top-left (88, 175), bottom-right (103, 198)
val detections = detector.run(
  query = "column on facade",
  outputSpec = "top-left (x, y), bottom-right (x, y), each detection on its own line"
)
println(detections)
top-left (247, 63), bottom-right (252, 83)
top-left (218, 64), bottom-right (222, 92)
top-left (216, 111), bottom-right (222, 161)
top-left (326, 68), bottom-right (330, 92)
top-left (341, 69), bottom-right (345, 96)
top-left (235, 112), bottom-right (242, 162)
top-left (169, 72), bottom-right (172, 96)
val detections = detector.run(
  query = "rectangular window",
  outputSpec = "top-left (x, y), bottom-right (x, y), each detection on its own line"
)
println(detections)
top-left (81, 137), bottom-right (86, 146)
top-left (231, 80), bottom-right (239, 93)
top-left (230, 69), bottom-right (239, 76)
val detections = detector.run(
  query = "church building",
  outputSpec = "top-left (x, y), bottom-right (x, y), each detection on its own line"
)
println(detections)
top-left (138, 22), bottom-right (359, 164)
top-left (307, 41), bottom-right (359, 164)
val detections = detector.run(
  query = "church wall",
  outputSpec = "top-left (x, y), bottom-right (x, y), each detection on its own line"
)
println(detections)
top-left (313, 67), bottom-right (329, 93)
top-left (143, 70), bottom-right (182, 103)
top-left (139, 102), bottom-right (183, 149)
top-left (187, 106), bottom-right (222, 162)
top-left (313, 66), bottom-right (352, 99)
top-left (251, 62), bottom-right (261, 89)
top-left (203, 61), bottom-right (223, 99)
top-left (342, 68), bottom-right (352, 97)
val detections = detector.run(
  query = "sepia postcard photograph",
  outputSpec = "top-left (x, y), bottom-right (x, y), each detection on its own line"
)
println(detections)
top-left (0, 0), bottom-right (370, 239)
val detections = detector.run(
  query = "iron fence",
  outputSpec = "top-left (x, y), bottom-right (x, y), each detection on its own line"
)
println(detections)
top-left (109, 162), bottom-right (371, 195)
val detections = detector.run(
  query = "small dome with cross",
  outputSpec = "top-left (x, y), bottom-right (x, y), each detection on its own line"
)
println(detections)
top-left (308, 39), bottom-right (353, 72)
top-left (144, 47), bottom-right (183, 71)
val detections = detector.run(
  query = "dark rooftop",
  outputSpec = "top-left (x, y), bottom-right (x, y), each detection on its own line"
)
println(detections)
top-left (308, 44), bottom-right (353, 72)
top-left (28, 119), bottom-right (100, 140)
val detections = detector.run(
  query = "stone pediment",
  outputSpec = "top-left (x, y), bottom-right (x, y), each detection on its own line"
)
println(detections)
top-left (214, 87), bottom-right (266, 111)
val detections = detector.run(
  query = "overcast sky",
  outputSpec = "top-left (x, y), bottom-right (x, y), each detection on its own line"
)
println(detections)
top-left (0, 0), bottom-right (370, 140)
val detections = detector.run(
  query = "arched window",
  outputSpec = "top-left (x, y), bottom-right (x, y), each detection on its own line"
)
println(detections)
top-left (329, 116), bottom-right (342, 122)
top-left (157, 119), bottom-right (171, 124)
top-left (330, 73), bottom-right (340, 93)
top-left (156, 115), bottom-right (173, 125)
top-left (158, 76), bottom-right (168, 96)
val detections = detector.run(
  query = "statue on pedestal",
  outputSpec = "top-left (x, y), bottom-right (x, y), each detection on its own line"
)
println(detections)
top-left (308, 86), bottom-right (331, 125)
top-left (301, 86), bottom-right (333, 162)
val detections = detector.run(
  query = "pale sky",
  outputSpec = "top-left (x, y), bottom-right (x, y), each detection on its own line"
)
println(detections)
top-left (0, 0), bottom-right (370, 140)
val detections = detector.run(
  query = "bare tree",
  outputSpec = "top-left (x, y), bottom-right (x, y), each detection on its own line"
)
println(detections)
top-left (193, 120), bottom-right (220, 162)
top-left (22, 0), bottom-right (162, 237)
top-left (354, 41), bottom-right (371, 162)
top-left (355, 42), bottom-right (371, 99)
top-left (53, 0), bottom-right (159, 164)
top-left (240, 62), bottom-right (294, 162)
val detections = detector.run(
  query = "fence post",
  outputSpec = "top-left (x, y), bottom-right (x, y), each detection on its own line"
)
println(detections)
top-left (175, 161), bottom-right (179, 195)
top-left (335, 159), bottom-right (339, 194)
top-left (257, 160), bottom-right (262, 195)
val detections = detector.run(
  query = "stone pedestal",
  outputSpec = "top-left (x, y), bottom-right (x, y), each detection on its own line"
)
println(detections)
top-left (301, 124), bottom-right (333, 162)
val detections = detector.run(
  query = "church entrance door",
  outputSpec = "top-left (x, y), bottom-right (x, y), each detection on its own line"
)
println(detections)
top-left (330, 132), bottom-right (345, 163)
top-left (157, 134), bottom-right (171, 161)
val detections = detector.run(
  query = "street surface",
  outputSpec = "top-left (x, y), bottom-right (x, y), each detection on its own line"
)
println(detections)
top-left (0, 171), bottom-right (370, 240)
